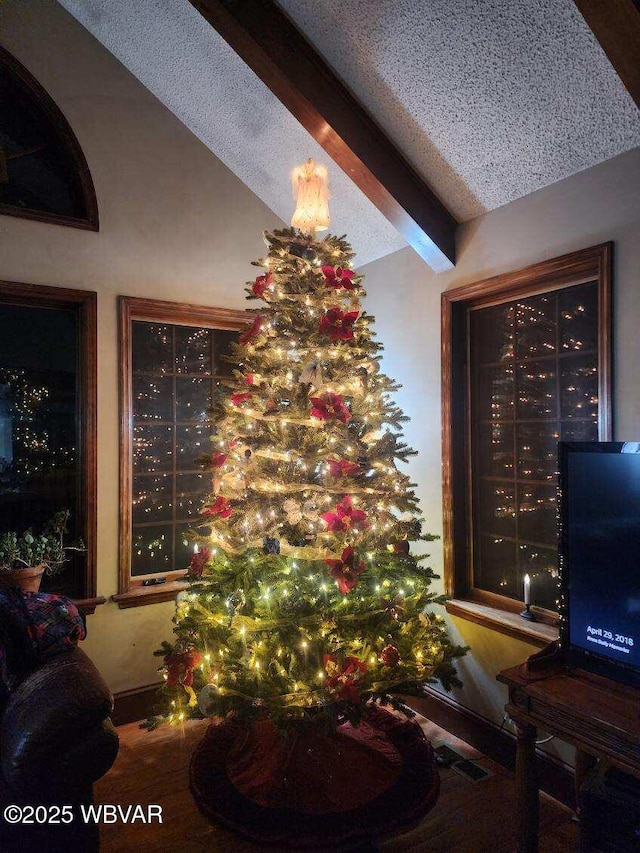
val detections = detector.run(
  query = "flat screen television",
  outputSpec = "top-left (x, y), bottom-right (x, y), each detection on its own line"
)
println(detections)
top-left (558, 441), bottom-right (640, 688)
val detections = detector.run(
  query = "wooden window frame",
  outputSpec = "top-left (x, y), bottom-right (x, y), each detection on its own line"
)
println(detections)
top-left (0, 46), bottom-right (99, 231)
top-left (441, 243), bottom-right (612, 645)
top-left (0, 280), bottom-right (101, 613)
top-left (114, 296), bottom-right (247, 609)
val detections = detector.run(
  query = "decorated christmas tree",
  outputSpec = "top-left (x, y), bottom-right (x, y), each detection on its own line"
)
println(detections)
top-left (154, 170), bottom-right (466, 729)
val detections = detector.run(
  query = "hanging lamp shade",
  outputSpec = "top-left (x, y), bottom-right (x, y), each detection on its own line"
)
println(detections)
top-left (290, 158), bottom-right (330, 234)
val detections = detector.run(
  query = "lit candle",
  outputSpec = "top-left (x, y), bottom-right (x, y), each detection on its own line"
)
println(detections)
top-left (193, 543), bottom-right (199, 555)
top-left (523, 574), bottom-right (531, 606)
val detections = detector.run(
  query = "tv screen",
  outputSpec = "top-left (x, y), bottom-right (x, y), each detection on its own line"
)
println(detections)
top-left (559, 442), bottom-right (640, 687)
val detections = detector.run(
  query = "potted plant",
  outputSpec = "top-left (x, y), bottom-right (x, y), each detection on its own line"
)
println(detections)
top-left (0, 510), bottom-right (85, 593)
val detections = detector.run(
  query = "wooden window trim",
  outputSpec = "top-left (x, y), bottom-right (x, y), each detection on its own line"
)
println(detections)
top-left (0, 280), bottom-right (102, 614)
top-left (441, 243), bottom-right (613, 643)
top-left (114, 296), bottom-right (247, 609)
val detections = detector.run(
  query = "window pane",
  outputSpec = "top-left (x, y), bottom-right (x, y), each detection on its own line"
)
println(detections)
top-left (133, 423), bottom-right (173, 473)
top-left (560, 354), bottom-right (598, 420)
top-left (515, 294), bottom-right (556, 359)
top-left (477, 423), bottom-right (514, 479)
top-left (477, 481), bottom-right (516, 537)
top-left (175, 327), bottom-right (212, 375)
top-left (559, 283), bottom-right (598, 353)
top-left (475, 536), bottom-right (518, 600)
top-left (476, 364), bottom-right (514, 422)
top-left (131, 524), bottom-right (174, 577)
top-left (176, 423), bottom-right (210, 469)
top-left (132, 323), bottom-right (172, 373)
top-left (132, 473), bottom-right (173, 524)
top-left (176, 472), bottom-right (209, 520)
top-left (516, 361), bottom-right (557, 420)
top-left (472, 303), bottom-right (514, 364)
top-left (132, 375), bottom-right (173, 421)
top-left (516, 423), bottom-right (559, 482)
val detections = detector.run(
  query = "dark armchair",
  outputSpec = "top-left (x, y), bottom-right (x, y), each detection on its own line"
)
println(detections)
top-left (0, 646), bottom-right (119, 852)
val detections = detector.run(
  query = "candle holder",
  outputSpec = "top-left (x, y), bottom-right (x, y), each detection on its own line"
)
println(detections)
top-left (520, 603), bottom-right (537, 622)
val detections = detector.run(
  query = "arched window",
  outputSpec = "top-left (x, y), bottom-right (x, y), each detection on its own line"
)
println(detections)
top-left (0, 45), bottom-right (98, 230)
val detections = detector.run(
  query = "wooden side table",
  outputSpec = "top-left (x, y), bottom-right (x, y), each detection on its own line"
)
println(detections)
top-left (497, 664), bottom-right (640, 853)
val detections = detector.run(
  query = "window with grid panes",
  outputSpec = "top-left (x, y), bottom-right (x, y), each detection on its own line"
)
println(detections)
top-left (116, 298), bottom-right (246, 607)
top-left (441, 244), bottom-right (612, 621)
top-left (469, 284), bottom-right (601, 611)
top-left (130, 321), bottom-right (239, 577)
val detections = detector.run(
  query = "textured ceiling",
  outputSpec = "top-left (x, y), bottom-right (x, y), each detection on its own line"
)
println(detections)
top-left (56, 0), bottom-right (409, 268)
top-left (58, 0), bottom-right (640, 269)
top-left (278, 0), bottom-right (640, 221)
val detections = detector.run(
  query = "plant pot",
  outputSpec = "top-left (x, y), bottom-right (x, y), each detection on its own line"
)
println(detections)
top-left (0, 563), bottom-right (46, 593)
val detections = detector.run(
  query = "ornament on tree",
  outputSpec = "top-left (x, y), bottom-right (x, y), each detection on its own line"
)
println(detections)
top-left (263, 536), bottom-right (280, 555)
top-left (283, 498), bottom-right (319, 526)
top-left (227, 588), bottom-right (246, 613)
top-left (298, 359), bottom-right (323, 388)
top-left (380, 645), bottom-right (401, 667)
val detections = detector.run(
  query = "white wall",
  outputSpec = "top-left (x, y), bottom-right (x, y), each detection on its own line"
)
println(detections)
top-left (361, 146), bottom-right (640, 759)
top-left (0, 0), bottom-right (283, 693)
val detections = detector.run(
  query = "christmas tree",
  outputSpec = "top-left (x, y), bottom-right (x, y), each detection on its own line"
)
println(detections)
top-left (155, 224), bottom-right (466, 728)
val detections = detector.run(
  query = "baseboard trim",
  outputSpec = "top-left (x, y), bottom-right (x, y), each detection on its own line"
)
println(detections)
top-left (400, 686), bottom-right (575, 809)
top-left (112, 682), bottom-right (164, 727)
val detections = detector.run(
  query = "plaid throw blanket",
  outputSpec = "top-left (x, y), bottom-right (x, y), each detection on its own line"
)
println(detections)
top-left (0, 589), bottom-right (86, 711)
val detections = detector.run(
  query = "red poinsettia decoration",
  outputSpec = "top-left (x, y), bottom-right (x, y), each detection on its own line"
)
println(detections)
top-left (310, 392), bottom-right (351, 423)
top-left (325, 546), bottom-right (366, 594)
top-left (327, 458), bottom-right (363, 478)
top-left (321, 266), bottom-right (357, 290)
top-left (252, 271), bottom-right (273, 297)
top-left (231, 392), bottom-right (253, 407)
top-left (318, 307), bottom-right (359, 341)
top-left (165, 648), bottom-right (202, 688)
top-left (211, 452), bottom-right (228, 468)
top-left (188, 546), bottom-right (211, 577)
top-left (323, 654), bottom-right (367, 702)
top-left (321, 495), bottom-right (368, 532)
top-left (239, 314), bottom-right (263, 345)
top-left (203, 496), bottom-right (233, 519)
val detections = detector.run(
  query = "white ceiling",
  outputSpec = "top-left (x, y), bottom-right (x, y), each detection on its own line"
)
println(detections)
top-left (279, 0), bottom-right (640, 222)
top-left (58, 0), bottom-right (640, 269)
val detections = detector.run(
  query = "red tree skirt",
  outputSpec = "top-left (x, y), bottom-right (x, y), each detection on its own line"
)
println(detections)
top-left (190, 704), bottom-right (439, 848)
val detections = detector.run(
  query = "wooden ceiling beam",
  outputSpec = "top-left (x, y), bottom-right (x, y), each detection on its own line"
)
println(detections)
top-left (189, 0), bottom-right (457, 269)
top-left (573, 0), bottom-right (640, 109)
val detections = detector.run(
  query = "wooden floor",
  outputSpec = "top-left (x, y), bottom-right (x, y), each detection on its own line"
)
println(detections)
top-left (95, 715), bottom-right (578, 852)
